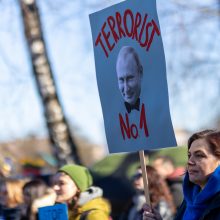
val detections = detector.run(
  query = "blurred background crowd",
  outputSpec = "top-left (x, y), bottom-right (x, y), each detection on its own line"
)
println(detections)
top-left (0, 152), bottom-right (186, 219)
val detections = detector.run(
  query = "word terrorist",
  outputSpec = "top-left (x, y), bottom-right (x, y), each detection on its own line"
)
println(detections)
top-left (95, 9), bottom-right (160, 58)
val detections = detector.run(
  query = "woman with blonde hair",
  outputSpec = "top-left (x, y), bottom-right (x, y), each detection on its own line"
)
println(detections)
top-left (0, 178), bottom-right (26, 219)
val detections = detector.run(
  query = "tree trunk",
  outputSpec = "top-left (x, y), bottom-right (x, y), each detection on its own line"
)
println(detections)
top-left (18, 0), bottom-right (82, 166)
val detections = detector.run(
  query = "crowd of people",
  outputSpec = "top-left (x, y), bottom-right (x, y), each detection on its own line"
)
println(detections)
top-left (0, 129), bottom-right (220, 220)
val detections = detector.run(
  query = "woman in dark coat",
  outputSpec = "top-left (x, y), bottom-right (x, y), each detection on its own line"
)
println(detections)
top-left (142, 129), bottom-right (220, 220)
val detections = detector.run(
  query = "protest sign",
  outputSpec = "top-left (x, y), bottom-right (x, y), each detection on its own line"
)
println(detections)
top-left (38, 204), bottom-right (68, 220)
top-left (90, 0), bottom-right (176, 153)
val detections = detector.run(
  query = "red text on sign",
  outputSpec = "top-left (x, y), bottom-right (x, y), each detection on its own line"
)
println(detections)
top-left (119, 103), bottom-right (149, 140)
top-left (95, 9), bottom-right (160, 58)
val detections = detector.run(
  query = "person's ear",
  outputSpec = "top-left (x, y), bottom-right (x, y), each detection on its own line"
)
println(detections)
top-left (73, 188), bottom-right (81, 201)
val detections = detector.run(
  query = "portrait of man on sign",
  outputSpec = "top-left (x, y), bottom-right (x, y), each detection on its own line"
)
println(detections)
top-left (116, 46), bottom-right (143, 114)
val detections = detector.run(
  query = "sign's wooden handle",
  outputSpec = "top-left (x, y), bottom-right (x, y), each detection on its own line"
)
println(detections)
top-left (139, 150), bottom-right (151, 206)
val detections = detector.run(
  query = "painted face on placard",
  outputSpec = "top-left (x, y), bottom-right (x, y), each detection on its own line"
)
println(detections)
top-left (116, 46), bottom-right (143, 105)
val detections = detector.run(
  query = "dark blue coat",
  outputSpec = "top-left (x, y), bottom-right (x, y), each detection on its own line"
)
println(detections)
top-left (174, 192), bottom-right (220, 220)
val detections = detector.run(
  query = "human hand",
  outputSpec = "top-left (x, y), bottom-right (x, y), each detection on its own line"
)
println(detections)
top-left (142, 204), bottom-right (163, 220)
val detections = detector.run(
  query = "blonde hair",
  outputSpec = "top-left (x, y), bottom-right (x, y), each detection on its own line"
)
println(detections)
top-left (5, 178), bottom-right (27, 207)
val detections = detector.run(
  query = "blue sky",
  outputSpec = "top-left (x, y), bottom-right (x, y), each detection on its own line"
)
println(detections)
top-left (0, 0), bottom-right (219, 147)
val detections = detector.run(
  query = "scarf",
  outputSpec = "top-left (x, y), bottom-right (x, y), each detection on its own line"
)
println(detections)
top-left (183, 165), bottom-right (220, 220)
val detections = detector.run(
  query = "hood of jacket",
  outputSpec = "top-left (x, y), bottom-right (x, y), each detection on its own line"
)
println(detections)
top-left (69, 186), bottom-right (111, 220)
top-left (78, 186), bottom-right (103, 206)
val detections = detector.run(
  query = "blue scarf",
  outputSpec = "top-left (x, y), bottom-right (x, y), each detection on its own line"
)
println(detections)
top-left (183, 166), bottom-right (220, 220)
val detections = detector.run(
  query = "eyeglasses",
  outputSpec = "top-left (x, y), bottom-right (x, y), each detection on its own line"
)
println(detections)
top-left (132, 172), bottom-right (142, 180)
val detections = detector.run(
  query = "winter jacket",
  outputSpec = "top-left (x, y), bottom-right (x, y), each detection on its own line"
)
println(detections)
top-left (174, 191), bottom-right (220, 220)
top-left (127, 193), bottom-right (173, 220)
top-left (69, 186), bottom-right (111, 220)
top-left (127, 193), bottom-right (145, 220)
top-left (0, 206), bottom-right (23, 220)
top-left (174, 167), bottom-right (220, 220)
top-left (166, 176), bottom-right (183, 209)
top-left (155, 200), bottom-right (173, 220)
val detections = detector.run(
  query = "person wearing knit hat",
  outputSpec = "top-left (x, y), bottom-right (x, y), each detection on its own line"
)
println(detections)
top-left (59, 164), bottom-right (93, 192)
top-left (53, 164), bottom-right (111, 220)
